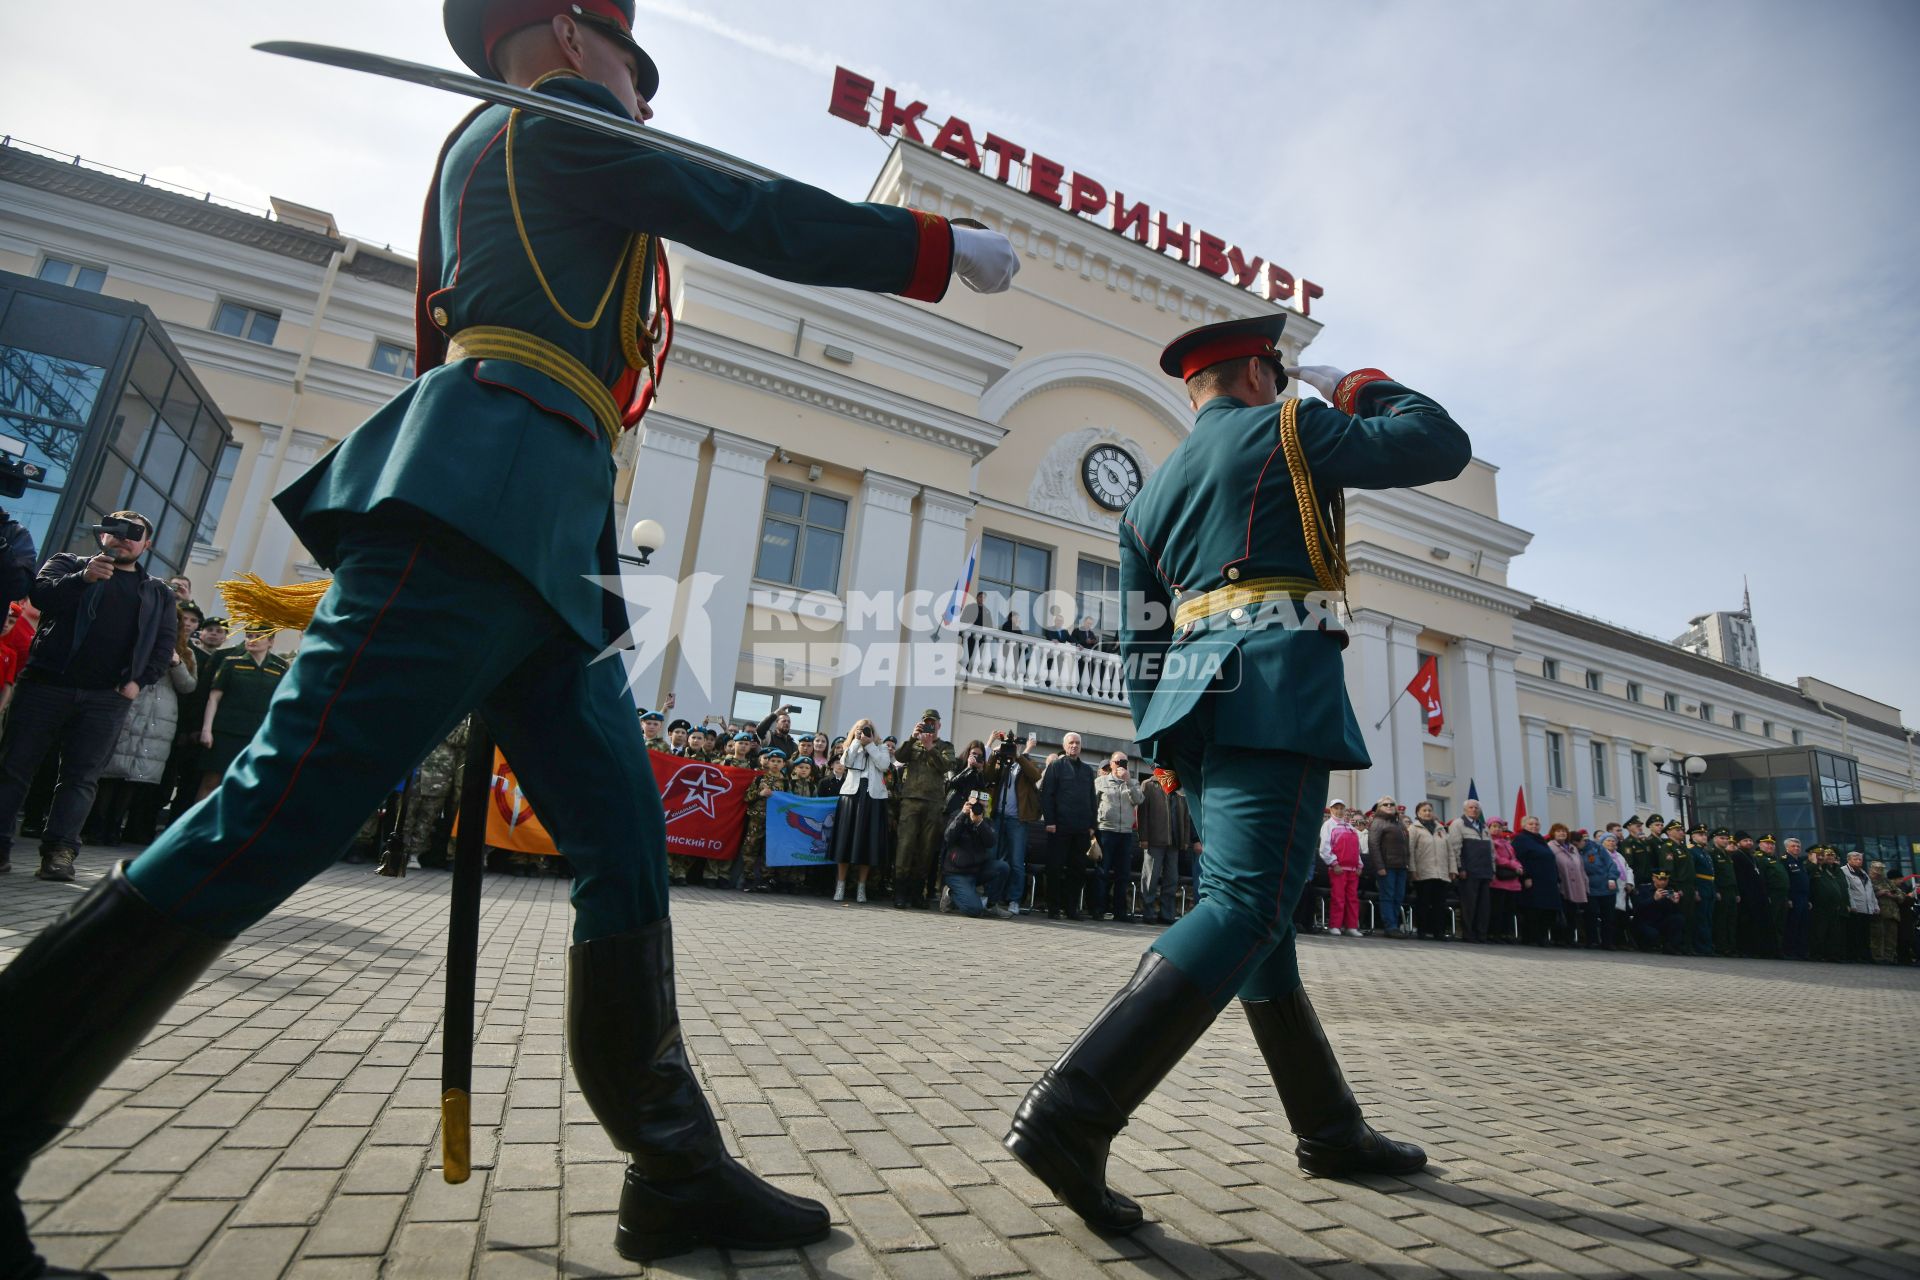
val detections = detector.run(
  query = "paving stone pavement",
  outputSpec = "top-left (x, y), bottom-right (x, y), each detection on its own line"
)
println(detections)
top-left (5, 858), bottom-right (1918, 1279)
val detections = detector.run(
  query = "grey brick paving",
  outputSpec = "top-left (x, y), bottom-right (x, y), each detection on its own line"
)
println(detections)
top-left (5, 860), bottom-right (1918, 1278)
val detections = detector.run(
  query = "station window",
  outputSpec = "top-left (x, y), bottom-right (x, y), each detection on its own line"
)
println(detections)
top-left (1547, 732), bottom-right (1566, 790)
top-left (1626, 681), bottom-right (1642, 703)
top-left (1076, 557), bottom-right (1120, 646)
top-left (755, 483), bottom-right (846, 593)
top-left (1699, 701), bottom-right (1714, 723)
top-left (980, 533), bottom-right (1052, 633)
top-left (1632, 750), bottom-right (1649, 804)
top-left (212, 301), bottom-right (280, 346)
top-left (1732, 711), bottom-right (1746, 732)
top-left (1541, 658), bottom-right (1559, 682)
top-left (1663, 691), bottom-right (1680, 713)
top-left (196, 441), bottom-right (242, 544)
top-left (37, 257), bottom-right (106, 292)
top-left (370, 340), bottom-right (416, 379)
top-left (1591, 741), bottom-right (1609, 798)
top-left (1585, 669), bottom-right (1603, 692)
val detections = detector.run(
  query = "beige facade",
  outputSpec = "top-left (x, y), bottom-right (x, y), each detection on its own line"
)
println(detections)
top-left (4, 136), bottom-right (1914, 815)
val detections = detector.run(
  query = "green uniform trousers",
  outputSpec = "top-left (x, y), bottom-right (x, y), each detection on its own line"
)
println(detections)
top-left (1713, 894), bottom-right (1736, 956)
top-left (125, 518), bottom-right (667, 941)
top-left (894, 798), bottom-right (943, 896)
top-left (1148, 737), bottom-right (1326, 1012)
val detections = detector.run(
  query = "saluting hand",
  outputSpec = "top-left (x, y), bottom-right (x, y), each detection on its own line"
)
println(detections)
top-left (1283, 365), bottom-right (1350, 401)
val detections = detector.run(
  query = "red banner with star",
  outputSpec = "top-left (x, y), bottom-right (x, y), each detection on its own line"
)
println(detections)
top-left (464, 749), bottom-right (754, 860)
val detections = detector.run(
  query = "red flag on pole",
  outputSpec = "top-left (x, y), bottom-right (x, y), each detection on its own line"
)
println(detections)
top-left (1513, 785), bottom-right (1528, 831)
top-left (1405, 655), bottom-right (1444, 736)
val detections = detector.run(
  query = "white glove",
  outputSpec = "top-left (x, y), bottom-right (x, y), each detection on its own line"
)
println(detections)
top-left (952, 226), bottom-right (1019, 294)
top-left (1284, 364), bottom-right (1349, 401)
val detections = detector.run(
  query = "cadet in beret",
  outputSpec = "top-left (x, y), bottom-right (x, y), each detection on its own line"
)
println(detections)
top-left (1006, 313), bottom-right (1468, 1233)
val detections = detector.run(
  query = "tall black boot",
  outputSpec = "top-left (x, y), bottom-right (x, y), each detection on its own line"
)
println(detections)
top-left (567, 922), bottom-right (829, 1262)
top-left (1004, 952), bottom-right (1217, 1233)
top-left (1, 864), bottom-right (227, 1280)
top-left (1241, 987), bottom-right (1425, 1177)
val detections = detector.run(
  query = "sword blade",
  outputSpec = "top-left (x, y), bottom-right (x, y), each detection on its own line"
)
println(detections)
top-left (253, 40), bottom-right (779, 183)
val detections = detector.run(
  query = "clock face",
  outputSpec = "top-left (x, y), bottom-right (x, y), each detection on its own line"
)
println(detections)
top-left (1081, 445), bottom-right (1143, 511)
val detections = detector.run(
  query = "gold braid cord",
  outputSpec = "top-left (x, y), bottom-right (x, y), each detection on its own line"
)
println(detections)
top-left (218, 574), bottom-right (329, 633)
top-left (1279, 398), bottom-right (1348, 593)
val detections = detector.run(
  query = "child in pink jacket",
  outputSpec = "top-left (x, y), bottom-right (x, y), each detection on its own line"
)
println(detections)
top-left (1324, 817), bottom-right (1364, 935)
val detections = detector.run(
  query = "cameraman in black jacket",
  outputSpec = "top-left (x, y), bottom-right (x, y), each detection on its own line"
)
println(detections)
top-left (0, 511), bottom-right (176, 880)
top-left (942, 792), bottom-right (1011, 919)
top-left (0, 507), bottom-right (34, 612)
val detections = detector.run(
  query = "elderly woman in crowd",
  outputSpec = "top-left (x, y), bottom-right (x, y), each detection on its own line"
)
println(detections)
top-left (1547, 823), bottom-right (1588, 947)
top-left (1514, 816), bottom-right (1562, 947)
top-left (1578, 829), bottom-right (1616, 950)
top-left (1603, 833), bottom-right (1634, 951)
top-left (1842, 851), bottom-right (1879, 963)
top-left (1407, 801), bottom-right (1452, 941)
top-left (1488, 818), bottom-right (1524, 942)
top-left (1447, 799), bottom-right (1493, 943)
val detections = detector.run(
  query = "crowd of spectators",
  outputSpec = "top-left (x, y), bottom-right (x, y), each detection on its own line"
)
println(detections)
top-left (0, 514), bottom-right (293, 883)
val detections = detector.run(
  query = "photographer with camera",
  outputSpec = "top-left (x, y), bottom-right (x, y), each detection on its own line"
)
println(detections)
top-left (942, 790), bottom-right (1011, 919)
top-left (984, 729), bottom-right (1041, 915)
top-left (755, 703), bottom-right (801, 758)
top-left (830, 717), bottom-right (892, 904)
top-left (0, 511), bottom-right (177, 880)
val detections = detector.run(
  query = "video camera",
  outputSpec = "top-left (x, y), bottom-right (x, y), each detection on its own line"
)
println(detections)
top-left (90, 516), bottom-right (148, 541)
top-left (0, 436), bottom-right (44, 501)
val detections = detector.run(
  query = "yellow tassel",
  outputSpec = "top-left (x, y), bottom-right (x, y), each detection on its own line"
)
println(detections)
top-left (217, 574), bottom-right (331, 633)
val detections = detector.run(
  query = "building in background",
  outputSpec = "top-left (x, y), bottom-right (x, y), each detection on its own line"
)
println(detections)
top-left (1673, 583), bottom-right (1762, 675)
top-left (4, 130), bottom-right (1913, 868)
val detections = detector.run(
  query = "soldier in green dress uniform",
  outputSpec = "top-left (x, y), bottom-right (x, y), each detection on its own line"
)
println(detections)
top-left (1685, 824), bottom-right (1718, 956)
top-left (1619, 815), bottom-right (1654, 949)
top-left (1005, 316), bottom-right (1469, 1233)
top-left (0, 2), bottom-right (1018, 1272)
top-left (1757, 835), bottom-right (1788, 958)
top-left (1710, 827), bottom-right (1739, 956)
top-left (1810, 845), bottom-right (1850, 961)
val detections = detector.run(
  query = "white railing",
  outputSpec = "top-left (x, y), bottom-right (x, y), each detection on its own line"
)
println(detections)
top-left (954, 624), bottom-right (1126, 706)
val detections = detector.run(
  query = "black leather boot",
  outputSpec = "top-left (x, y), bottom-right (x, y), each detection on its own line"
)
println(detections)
top-left (1241, 987), bottom-right (1425, 1178)
top-left (1004, 952), bottom-right (1217, 1233)
top-left (1, 864), bottom-right (227, 1280)
top-left (567, 922), bottom-right (829, 1261)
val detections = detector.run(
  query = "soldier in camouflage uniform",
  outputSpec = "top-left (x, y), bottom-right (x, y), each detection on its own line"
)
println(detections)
top-left (735, 750), bottom-right (785, 892)
top-left (404, 717), bottom-right (469, 869)
top-left (891, 710), bottom-right (953, 908)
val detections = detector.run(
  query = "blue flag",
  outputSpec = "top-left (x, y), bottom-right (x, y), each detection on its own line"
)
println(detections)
top-left (764, 793), bottom-right (839, 867)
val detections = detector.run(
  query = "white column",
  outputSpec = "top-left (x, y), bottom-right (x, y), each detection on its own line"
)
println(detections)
top-left (1522, 714), bottom-right (1549, 822)
top-left (893, 486), bottom-right (974, 735)
top-left (1569, 726), bottom-right (1595, 832)
top-left (249, 429), bottom-right (329, 578)
top-left (616, 415), bottom-right (709, 707)
top-left (1387, 619), bottom-right (1426, 806)
top-left (223, 424), bottom-right (283, 574)
top-left (1490, 647), bottom-right (1526, 820)
top-left (1614, 738), bottom-right (1638, 821)
top-left (835, 472), bottom-right (920, 738)
top-left (1345, 609), bottom-right (1395, 807)
top-left (1451, 639), bottom-right (1498, 811)
top-left (667, 430), bottom-right (772, 714)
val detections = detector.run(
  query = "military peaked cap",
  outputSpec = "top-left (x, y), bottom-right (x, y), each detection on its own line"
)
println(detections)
top-left (446, 0), bottom-right (660, 99)
top-left (1158, 313), bottom-right (1289, 380)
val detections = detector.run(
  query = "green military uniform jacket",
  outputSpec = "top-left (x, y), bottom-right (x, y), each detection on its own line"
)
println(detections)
top-left (1119, 386), bottom-right (1470, 763)
top-left (894, 738), bottom-right (955, 804)
top-left (277, 74), bottom-right (951, 649)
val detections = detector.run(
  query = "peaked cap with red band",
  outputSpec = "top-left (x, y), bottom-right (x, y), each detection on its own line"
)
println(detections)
top-left (445, 0), bottom-right (660, 100)
top-left (1157, 313), bottom-right (1289, 381)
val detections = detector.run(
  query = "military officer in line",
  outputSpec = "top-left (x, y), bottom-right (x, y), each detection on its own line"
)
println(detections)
top-left (1004, 314), bottom-right (1469, 1235)
top-left (1758, 834), bottom-right (1789, 956)
top-left (1658, 819), bottom-right (1694, 928)
top-left (1709, 827), bottom-right (1739, 956)
top-left (0, 2), bottom-right (1019, 1272)
top-left (1781, 837), bottom-right (1813, 960)
top-left (1633, 869), bottom-right (1686, 955)
top-left (1685, 823), bottom-right (1718, 956)
top-left (1618, 815), bottom-right (1655, 948)
top-left (891, 709), bottom-right (954, 909)
top-left (1810, 845), bottom-right (1851, 961)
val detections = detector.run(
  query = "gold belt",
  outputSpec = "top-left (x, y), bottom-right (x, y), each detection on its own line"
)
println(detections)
top-left (446, 326), bottom-right (621, 446)
top-left (1174, 576), bottom-right (1323, 631)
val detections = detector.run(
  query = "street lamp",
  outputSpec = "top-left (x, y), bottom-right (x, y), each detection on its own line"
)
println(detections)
top-left (1648, 747), bottom-right (1708, 828)
top-left (623, 518), bottom-right (666, 568)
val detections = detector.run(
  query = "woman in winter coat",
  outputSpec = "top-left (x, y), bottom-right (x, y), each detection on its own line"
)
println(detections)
top-left (84, 621), bottom-right (197, 845)
top-left (1603, 834), bottom-right (1634, 951)
top-left (1548, 823), bottom-right (1587, 947)
top-left (1407, 801), bottom-right (1452, 940)
top-left (1447, 800), bottom-right (1494, 943)
top-left (1578, 830), bottom-right (1616, 950)
top-left (1512, 816), bottom-right (1562, 947)
top-left (1488, 819), bottom-right (1524, 942)
top-left (830, 718), bottom-right (892, 903)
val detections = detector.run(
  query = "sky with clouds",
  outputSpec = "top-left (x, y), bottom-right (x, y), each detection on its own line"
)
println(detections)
top-left (3, 1), bottom-right (1916, 721)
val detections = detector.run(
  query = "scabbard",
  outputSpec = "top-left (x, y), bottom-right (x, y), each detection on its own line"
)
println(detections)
top-left (442, 716), bottom-right (494, 1184)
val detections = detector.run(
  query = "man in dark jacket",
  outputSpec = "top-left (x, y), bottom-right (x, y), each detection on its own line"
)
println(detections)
top-left (942, 795), bottom-right (1010, 918)
top-left (0, 506), bottom-right (35, 612)
top-left (1366, 797), bottom-right (1412, 937)
top-left (1039, 733), bottom-right (1097, 920)
top-left (754, 705), bottom-right (800, 759)
top-left (0, 511), bottom-right (176, 881)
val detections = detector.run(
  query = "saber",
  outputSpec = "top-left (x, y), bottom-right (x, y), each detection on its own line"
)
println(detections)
top-left (441, 715), bottom-right (495, 1185)
top-left (254, 40), bottom-right (778, 183)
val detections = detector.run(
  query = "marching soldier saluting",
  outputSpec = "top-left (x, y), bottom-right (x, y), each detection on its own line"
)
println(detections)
top-left (0, 2), bottom-right (1017, 1273)
top-left (1005, 316), bottom-right (1470, 1233)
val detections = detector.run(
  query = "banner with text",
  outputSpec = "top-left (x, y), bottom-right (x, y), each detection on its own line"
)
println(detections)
top-left (645, 753), bottom-right (755, 861)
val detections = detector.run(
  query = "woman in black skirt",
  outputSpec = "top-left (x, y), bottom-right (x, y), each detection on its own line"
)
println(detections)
top-left (831, 718), bottom-right (893, 903)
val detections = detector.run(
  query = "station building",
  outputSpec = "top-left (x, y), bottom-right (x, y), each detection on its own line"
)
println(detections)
top-left (3, 123), bottom-right (1913, 871)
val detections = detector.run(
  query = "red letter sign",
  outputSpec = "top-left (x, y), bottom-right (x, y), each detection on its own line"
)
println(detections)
top-left (827, 67), bottom-right (874, 126)
top-left (982, 133), bottom-right (1025, 184)
top-left (878, 88), bottom-right (929, 142)
top-left (1028, 154), bottom-right (1066, 207)
top-left (931, 115), bottom-right (982, 170)
top-left (1068, 172), bottom-right (1107, 217)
